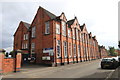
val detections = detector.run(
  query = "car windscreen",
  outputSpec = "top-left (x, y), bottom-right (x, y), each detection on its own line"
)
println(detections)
top-left (102, 59), bottom-right (113, 62)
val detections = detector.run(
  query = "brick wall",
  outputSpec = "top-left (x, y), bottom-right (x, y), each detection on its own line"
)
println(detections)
top-left (0, 50), bottom-right (22, 74)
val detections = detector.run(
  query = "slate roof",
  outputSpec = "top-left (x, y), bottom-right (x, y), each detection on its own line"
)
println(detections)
top-left (22, 21), bottom-right (30, 29)
top-left (39, 6), bottom-right (57, 19)
top-left (14, 21), bottom-right (30, 36)
top-left (80, 24), bottom-right (85, 31)
top-left (67, 19), bottom-right (75, 28)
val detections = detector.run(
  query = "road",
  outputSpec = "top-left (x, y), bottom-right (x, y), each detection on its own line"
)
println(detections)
top-left (2, 59), bottom-right (115, 79)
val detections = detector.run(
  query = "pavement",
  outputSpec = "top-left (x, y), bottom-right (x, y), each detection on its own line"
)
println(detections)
top-left (106, 66), bottom-right (120, 80)
top-left (1, 59), bottom-right (117, 80)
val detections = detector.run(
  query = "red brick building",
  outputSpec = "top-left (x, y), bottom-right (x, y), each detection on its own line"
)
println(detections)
top-left (14, 6), bottom-right (100, 66)
top-left (98, 45), bottom-right (108, 58)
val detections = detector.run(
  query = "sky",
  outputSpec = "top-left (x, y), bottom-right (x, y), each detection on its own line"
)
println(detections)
top-left (0, 0), bottom-right (119, 52)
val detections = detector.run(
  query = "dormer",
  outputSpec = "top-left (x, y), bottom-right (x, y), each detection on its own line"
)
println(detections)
top-left (60, 12), bottom-right (67, 22)
top-left (80, 23), bottom-right (88, 34)
top-left (89, 32), bottom-right (92, 38)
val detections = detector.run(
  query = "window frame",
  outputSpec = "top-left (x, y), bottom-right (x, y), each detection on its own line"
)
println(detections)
top-left (31, 27), bottom-right (36, 38)
top-left (64, 41), bottom-right (67, 58)
top-left (62, 21), bottom-right (66, 36)
top-left (45, 21), bottom-right (50, 34)
top-left (56, 23), bottom-right (60, 34)
top-left (57, 40), bottom-right (61, 58)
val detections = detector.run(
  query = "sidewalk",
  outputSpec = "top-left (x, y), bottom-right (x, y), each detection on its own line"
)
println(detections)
top-left (106, 66), bottom-right (120, 80)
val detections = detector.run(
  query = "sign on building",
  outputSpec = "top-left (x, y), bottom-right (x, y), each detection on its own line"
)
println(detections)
top-left (43, 48), bottom-right (54, 56)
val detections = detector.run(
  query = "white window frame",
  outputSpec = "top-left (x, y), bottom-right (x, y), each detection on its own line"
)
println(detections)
top-left (32, 27), bottom-right (35, 38)
top-left (69, 43), bottom-right (72, 57)
top-left (45, 21), bottom-right (50, 34)
top-left (76, 29), bottom-right (79, 40)
top-left (56, 23), bottom-right (60, 34)
top-left (31, 43), bottom-right (35, 53)
top-left (23, 34), bottom-right (26, 40)
top-left (57, 40), bottom-right (61, 58)
top-left (26, 43), bottom-right (28, 49)
top-left (78, 45), bottom-right (80, 57)
top-left (72, 29), bottom-right (75, 39)
top-left (74, 44), bottom-right (76, 57)
top-left (68, 29), bottom-right (71, 38)
top-left (64, 41), bottom-right (67, 58)
top-left (26, 34), bottom-right (28, 40)
top-left (62, 21), bottom-right (66, 36)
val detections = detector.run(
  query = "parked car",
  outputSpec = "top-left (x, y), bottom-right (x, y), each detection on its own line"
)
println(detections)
top-left (101, 58), bottom-right (119, 69)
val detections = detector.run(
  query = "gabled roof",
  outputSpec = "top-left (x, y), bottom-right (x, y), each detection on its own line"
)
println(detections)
top-left (39, 6), bottom-right (57, 19)
top-left (14, 21), bottom-right (30, 36)
top-left (22, 21), bottom-right (30, 29)
top-left (80, 23), bottom-right (85, 31)
top-left (67, 19), bottom-right (75, 28)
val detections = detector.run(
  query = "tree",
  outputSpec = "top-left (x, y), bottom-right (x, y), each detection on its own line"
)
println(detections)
top-left (108, 46), bottom-right (118, 56)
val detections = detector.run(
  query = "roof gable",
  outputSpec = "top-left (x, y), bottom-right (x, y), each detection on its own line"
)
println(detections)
top-left (14, 21), bottom-right (30, 36)
top-left (67, 19), bottom-right (75, 28)
top-left (39, 6), bottom-right (56, 19)
top-left (80, 23), bottom-right (88, 33)
top-left (22, 21), bottom-right (30, 29)
top-left (60, 12), bottom-right (67, 22)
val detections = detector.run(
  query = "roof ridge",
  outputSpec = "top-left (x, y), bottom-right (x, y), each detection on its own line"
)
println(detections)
top-left (39, 6), bottom-right (57, 19)
top-left (22, 21), bottom-right (30, 29)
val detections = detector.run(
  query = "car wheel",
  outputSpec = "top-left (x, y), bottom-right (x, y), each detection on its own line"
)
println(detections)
top-left (101, 66), bottom-right (104, 69)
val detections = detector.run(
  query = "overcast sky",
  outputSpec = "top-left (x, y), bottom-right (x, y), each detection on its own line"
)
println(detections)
top-left (0, 0), bottom-right (119, 52)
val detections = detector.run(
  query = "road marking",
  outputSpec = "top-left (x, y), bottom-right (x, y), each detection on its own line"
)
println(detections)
top-left (105, 69), bottom-right (115, 80)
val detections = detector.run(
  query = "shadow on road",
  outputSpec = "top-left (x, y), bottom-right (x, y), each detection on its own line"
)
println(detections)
top-left (97, 68), bottom-right (115, 70)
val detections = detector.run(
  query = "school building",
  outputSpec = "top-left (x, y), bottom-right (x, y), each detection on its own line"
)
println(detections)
top-left (14, 6), bottom-right (103, 66)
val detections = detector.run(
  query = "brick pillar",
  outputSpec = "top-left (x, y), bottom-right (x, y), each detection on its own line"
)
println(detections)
top-left (0, 49), bottom-right (5, 74)
top-left (15, 50), bottom-right (22, 72)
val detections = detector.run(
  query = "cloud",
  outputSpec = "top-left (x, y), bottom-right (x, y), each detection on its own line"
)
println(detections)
top-left (0, 0), bottom-right (119, 50)
top-left (4, 46), bottom-right (13, 52)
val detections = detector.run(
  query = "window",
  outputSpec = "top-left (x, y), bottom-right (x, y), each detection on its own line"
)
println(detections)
top-left (26, 43), bottom-right (28, 49)
top-left (24, 44), bottom-right (26, 49)
top-left (78, 45), bottom-right (80, 57)
top-left (73, 44), bottom-right (76, 57)
top-left (24, 34), bottom-right (28, 40)
top-left (32, 27), bottom-right (35, 38)
top-left (64, 41), bottom-right (67, 58)
top-left (23, 34), bottom-right (26, 40)
top-left (57, 40), bottom-right (61, 58)
top-left (72, 29), bottom-right (75, 39)
top-left (56, 23), bottom-right (60, 34)
top-left (68, 29), bottom-right (71, 38)
top-left (31, 43), bottom-right (35, 53)
top-left (76, 29), bottom-right (79, 40)
top-left (62, 21), bottom-right (66, 36)
top-left (69, 43), bottom-right (72, 57)
top-left (45, 21), bottom-right (50, 34)
top-left (81, 33), bottom-right (84, 42)
top-left (26, 34), bottom-right (28, 40)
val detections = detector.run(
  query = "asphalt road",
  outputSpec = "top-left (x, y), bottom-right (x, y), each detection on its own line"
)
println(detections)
top-left (2, 59), bottom-right (115, 79)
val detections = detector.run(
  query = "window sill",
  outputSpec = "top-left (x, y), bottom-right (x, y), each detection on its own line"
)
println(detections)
top-left (31, 37), bottom-right (36, 39)
top-left (44, 33), bottom-right (50, 35)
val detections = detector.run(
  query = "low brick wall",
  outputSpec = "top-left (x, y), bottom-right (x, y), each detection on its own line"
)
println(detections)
top-left (0, 49), bottom-right (22, 74)
top-left (3, 58), bottom-right (15, 73)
